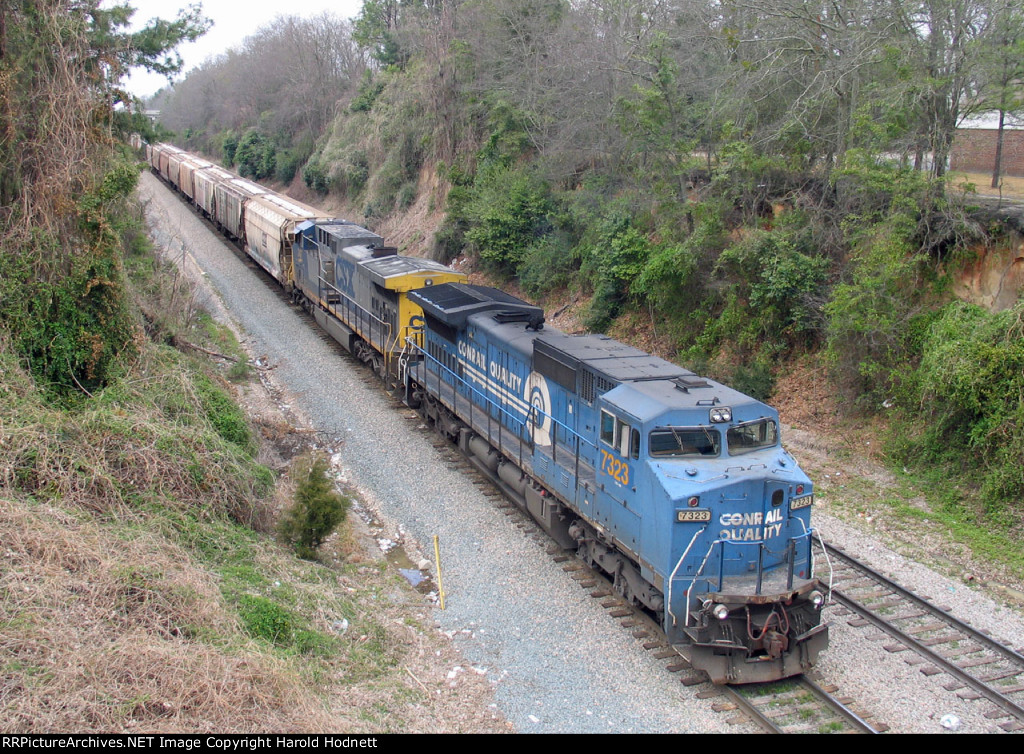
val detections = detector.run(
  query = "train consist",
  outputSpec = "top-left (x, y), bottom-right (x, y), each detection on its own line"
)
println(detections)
top-left (145, 142), bottom-right (830, 684)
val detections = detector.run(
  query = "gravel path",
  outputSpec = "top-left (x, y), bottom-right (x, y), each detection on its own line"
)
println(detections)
top-left (139, 171), bottom-right (1024, 734)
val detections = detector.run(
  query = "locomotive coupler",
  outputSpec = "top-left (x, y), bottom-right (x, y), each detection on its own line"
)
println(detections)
top-left (763, 629), bottom-right (788, 659)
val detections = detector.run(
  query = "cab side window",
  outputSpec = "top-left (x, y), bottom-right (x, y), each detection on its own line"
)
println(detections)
top-left (600, 410), bottom-right (616, 446)
top-left (600, 410), bottom-right (640, 460)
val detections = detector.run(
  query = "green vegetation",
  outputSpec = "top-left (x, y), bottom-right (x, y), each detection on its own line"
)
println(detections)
top-left (278, 455), bottom-right (351, 560)
top-left (152, 1), bottom-right (1024, 570)
top-left (0, 0), bottom-right (485, 732)
top-left (234, 129), bottom-right (278, 181)
top-left (891, 301), bottom-right (1024, 524)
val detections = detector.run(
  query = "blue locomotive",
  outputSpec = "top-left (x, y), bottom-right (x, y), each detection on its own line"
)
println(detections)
top-left (146, 143), bottom-right (829, 684)
top-left (404, 283), bottom-right (828, 684)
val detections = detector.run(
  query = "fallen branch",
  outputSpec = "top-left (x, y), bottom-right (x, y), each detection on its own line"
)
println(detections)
top-left (171, 336), bottom-right (240, 362)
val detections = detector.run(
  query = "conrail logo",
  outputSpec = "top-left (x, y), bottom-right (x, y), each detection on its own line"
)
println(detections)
top-left (525, 371), bottom-right (552, 446)
top-left (718, 509), bottom-right (783, 541)
top-left (456, 341), bottom-right (524, 393)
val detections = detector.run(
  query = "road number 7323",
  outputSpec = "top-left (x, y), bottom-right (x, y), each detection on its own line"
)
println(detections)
top-left (599, 449), bottom-right (629, 486)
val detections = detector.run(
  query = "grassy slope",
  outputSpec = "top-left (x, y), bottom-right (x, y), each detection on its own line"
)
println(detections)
top-left (0, 220), bottom-right (504, 733)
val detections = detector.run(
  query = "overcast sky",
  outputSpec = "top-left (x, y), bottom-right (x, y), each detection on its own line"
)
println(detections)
top-left (121, 0), bottom-right (365, 99)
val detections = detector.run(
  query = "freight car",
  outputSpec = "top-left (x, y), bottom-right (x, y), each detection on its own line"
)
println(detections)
top-left (144, 142), bottom-right (829, 684)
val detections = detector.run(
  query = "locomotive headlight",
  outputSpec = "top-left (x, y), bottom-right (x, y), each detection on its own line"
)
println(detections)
top-left (712, 604), bottom-right (730, 621)
top-left (709, 407), bottom-right (732, 423)
top-left (809, 590), bottom-right (825, 608)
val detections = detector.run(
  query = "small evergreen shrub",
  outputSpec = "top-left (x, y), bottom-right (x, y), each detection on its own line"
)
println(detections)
top-left (278, 456), bottom-right (349, 560)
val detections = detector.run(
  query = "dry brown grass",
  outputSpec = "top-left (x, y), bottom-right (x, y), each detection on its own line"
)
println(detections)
top-left (0, 345), bottom-right (266, 524)
top-left (0, 484), bottom-right (507, 732)
top-left (948, 171), bottom-right (1024, 201)
top-left (0, 501), bottom-right (341, 733)
top-left (0, 329), bottom-right (506, 733)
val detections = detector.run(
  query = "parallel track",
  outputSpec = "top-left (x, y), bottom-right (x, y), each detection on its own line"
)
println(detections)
top-left (227, 225), bottom-right (888, 733)
top-left (165, 177), bottom-right (891, 732)
top-left (404, 407), bottom-right (888, 733)
top-left (817, 537), bottom-right (1024, 732)
top-left (255, 278), bottom-right (1022, 734)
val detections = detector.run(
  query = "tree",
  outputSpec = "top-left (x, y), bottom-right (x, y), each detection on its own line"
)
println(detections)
top-left (157, 13), bottom-right (368, 157)
top-left (353, 0), bottom-right (411, 68)
top-left (0, 0), bottom-right (209, 396)
top-left (0, 0), bottom-right (209, 225)
top-left (969, 1), bottom-right (1024, 188)
top-left (278, 455), bottom-right (350, 560)
top-left (716, 0), bottom-right (900, 168)
top-left (234, 129), bottom-right (276, 180)
top-left (892, 0), bottom-right (992, 178)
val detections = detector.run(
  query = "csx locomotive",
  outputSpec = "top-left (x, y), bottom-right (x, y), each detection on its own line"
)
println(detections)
top-left (146, 142), bottom-right (830, 684)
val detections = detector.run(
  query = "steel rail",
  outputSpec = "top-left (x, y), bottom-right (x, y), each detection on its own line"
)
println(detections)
top-left (798, 676), bottom-right (880, 733)
top-left (817, 538), bottom-right (1024, 723)
top-left (721, 677), bottom-right (879, 734)
top-left (817, 537), bottom-right (1024, 666)
top-left (720, 686), bottom-right (784, 733)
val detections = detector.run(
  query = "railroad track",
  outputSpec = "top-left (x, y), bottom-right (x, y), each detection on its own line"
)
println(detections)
top-left (219, 219), bottom-right (892, 733)
top-left (155, 179), bottom-right (887, 732)
top-left (403, 410), bottom-right (890, 733)
top-left (817, 537), bottom-right (1024, 732)
top-left (715, 676), bottom-right (881, 733)
top-left (236, 235), bottom-right (891, 734)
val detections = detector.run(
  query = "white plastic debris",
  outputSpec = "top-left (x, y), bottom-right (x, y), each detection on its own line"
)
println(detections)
top-left (940, 714), bottom-right (961, 731)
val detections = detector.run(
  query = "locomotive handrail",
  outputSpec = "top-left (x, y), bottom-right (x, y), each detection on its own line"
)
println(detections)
top-left (669, 526), bottom-right (709, 628)
top-left (800, 523), bottom-right (834, 598)
top-left (409, 338), bottom-right (595, 454)
top-left (318, 274), bottom-right (394, 372)
top-left (319, 275), bottom-right (385, 337)
top-left (676, 528), bottom-right (818, 628)
top-left (407, 339), bottom-right (598, 487)
top-left (410, 340), bottom-right (532, 441)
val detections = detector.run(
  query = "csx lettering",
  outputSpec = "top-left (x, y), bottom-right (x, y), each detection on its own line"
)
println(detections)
top-left (336, 262), bottom-right (354, 295)
top-left (600, 449), bottom-right (630, 486)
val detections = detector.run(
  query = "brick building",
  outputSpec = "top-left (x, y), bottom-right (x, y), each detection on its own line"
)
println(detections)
top-left (950, 114), bottom-right (1024, 178)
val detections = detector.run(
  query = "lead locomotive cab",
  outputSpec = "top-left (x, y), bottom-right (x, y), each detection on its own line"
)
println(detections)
top-left (590, 377), bottom-right (828, 683)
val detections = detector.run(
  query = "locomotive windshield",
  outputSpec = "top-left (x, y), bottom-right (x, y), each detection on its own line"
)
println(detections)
top-left (726, 419), bottom-right (779, 455)
top-left (649, 427), bottom-right (720, 457)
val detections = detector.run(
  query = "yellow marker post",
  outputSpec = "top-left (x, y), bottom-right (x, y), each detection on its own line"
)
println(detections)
top-left (433, 535), bottom-right (446, 610)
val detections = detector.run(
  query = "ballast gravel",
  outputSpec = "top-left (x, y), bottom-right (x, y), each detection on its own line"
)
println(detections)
top-left (140, 172), bottom-right (1024, 734)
